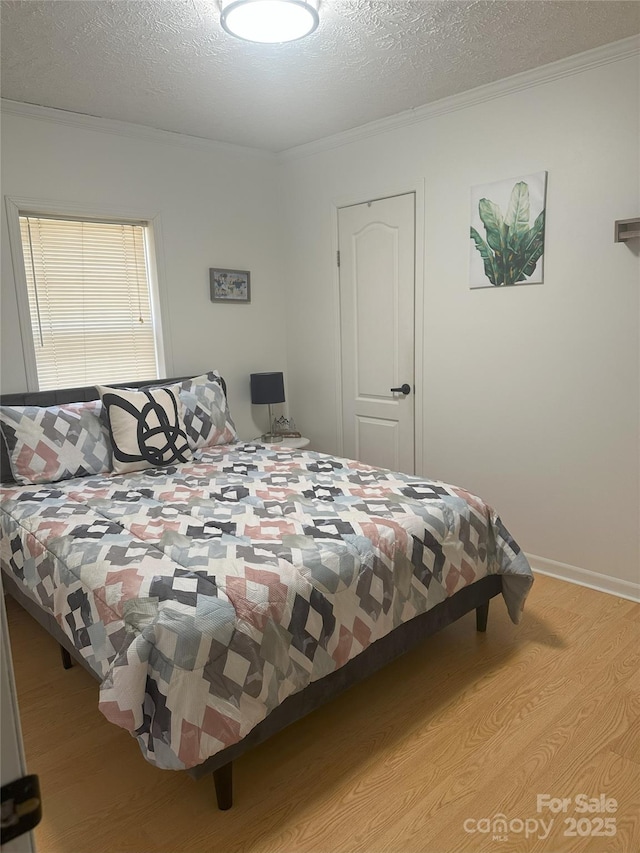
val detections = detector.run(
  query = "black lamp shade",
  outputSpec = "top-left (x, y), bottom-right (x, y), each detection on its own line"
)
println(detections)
top-left (250, 372), bottom-right (285, 405)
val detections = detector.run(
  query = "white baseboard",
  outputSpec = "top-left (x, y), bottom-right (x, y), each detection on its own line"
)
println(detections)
top-left (526, 553), bottom-right (640, 603)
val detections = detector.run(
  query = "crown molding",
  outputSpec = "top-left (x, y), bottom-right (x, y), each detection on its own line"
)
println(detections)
top-left (0, 99), bottom-right (278, 161)
top-left (2, 35), bottom-right (638, 162)
top-left (280, 34), bottom-right (640, 161)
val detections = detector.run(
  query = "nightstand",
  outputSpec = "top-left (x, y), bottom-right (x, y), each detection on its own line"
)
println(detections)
top-left (277, 436), bottom-right (310, 450)
top-left (252, 436), bottom-right (310, 449)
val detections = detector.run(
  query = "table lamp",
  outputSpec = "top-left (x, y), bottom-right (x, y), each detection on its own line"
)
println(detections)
top-left (250, 372), bottom-right (285, 443)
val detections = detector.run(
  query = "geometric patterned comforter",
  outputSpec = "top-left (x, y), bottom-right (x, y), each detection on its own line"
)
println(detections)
top-left (0, 443), bottom-right (533, 771)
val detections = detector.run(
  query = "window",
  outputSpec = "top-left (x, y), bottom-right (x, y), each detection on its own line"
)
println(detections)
top-left (18, 214), bottom-right (162, 390)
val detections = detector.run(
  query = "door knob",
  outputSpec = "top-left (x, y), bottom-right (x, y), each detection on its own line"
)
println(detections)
top-left (390, 383), bottom-right (411, 395)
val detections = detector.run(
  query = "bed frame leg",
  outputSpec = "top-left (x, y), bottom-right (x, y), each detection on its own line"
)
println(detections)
top-left (59, 644), bottom-right (73, 670)
top-left (213, 762), bottom-right (233, 810)
top-left (476, 601), bottom-right (489, 632)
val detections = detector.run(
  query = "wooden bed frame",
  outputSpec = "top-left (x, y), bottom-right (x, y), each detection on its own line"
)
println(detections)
top-left (0, 377), bottom-right (503, 810)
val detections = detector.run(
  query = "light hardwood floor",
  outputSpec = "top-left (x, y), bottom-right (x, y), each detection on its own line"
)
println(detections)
top-left (6, 573), bottom-right (640, 853)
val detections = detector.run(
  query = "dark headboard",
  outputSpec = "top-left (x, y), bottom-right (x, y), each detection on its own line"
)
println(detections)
top-left (0, 374), bottom-right (227, 484)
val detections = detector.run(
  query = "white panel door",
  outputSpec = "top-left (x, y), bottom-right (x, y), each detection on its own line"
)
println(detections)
top-left (1, 576), bottom-right (36, 852)
top-left (338, 193), bottom-right (415, 473)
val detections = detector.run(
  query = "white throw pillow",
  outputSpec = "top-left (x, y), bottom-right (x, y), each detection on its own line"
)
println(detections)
top-left (98, 384), bottom-right (192, 475)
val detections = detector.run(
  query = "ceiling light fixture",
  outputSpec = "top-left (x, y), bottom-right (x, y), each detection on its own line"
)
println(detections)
top-left (220, 0), bottom-right (319, 44)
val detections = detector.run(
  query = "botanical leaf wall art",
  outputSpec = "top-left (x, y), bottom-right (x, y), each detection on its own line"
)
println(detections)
top-left (469, 172), bottom-right (547, 288)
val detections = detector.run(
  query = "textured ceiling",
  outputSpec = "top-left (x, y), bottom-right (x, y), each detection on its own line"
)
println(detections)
top-left (1, 1), bottom-right (639, 152)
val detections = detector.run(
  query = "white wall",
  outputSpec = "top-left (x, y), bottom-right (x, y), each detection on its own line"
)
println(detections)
top-left (0, 111), bottom-right (287, 440)
top-left (280, 54), bottom-right (640, 590)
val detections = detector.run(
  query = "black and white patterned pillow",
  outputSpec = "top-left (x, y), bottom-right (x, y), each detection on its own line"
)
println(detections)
top-left (0, 400), bottom-right (110, 485)
top-left (178, 370), bottom-right (238, 449)
top-left (98, 384), bottom-right (192, 475)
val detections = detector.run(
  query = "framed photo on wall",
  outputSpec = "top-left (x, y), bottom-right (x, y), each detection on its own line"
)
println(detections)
top-left (209, 268), bottom-right (251, 303)
top-left (469, 171), bottom-right (547, 288)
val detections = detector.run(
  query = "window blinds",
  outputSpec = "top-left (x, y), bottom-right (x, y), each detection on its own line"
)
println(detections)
top-left (19, 215), bottom-right (159, 391)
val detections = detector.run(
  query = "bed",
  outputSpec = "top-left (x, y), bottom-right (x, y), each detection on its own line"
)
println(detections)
top-left (0, 372), bottom-right (533, 810)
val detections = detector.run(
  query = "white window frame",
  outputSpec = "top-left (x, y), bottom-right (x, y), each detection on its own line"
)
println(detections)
top-left (5, 196), bottom-right (173, 391)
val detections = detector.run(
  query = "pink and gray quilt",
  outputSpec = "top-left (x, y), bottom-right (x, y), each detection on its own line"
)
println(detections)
top-left (0, 444), bottom-right (532, 771)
